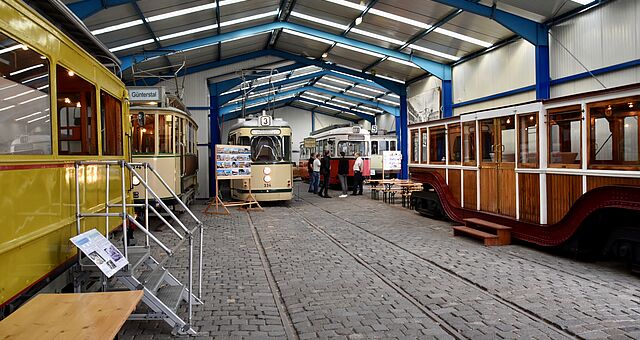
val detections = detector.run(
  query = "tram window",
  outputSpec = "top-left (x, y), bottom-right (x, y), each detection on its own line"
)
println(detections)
top-left (420, 129), bottom-right (428, 163)
top-left (429, 127), bottom-right (446, 163)
top-left (174, 117), bottom-right (182, 153)
top-left (132, 114), bottom-right (155, 154)
top-left (238, 136), bottom-right (250, 146)
top-left (0, 34), bottom-right (51, 155)
top-left (390, 140), bottom-right (396, 151)
top-left (410, 130), bottom-right (419, 163)
top-left (480, 119), bottom-right (496, 162)
top-left (252, 136), bottom-right (283, 162)
top-left (284, 136), bottom-right (291, 161)
top-left (462, 122), bottom-right (476, 165)
top-left (100, 91), bottom-right (122, 156)
top-left (548, 106), bottom-right (581, 166)
top-left (500, 116), bottom-right (516, 163)
top-left (518, 113), bottom-right (538, 166)
top-left (338, 141), bottom-right (366, 157)
top-left (158, 115), bottom-right (173, 153)
top-left (448, 124), bottom-right (461, 164)
top-left (588, 96), bottom-right (640, 167)
top-left (372, 141), bottom-right (378, 155)
top-left (57, 65), bottom-right (97, 155)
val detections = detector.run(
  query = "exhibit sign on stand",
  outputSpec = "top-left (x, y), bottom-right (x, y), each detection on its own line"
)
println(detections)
top-left (70, 229), bottom-right (128, 278)
top-left (382, 150), bottom-right (402, 179)
top-left (205, 144), bottom-right (262, 214)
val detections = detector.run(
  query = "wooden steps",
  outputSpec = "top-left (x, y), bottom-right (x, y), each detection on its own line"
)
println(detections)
top-left (452, 218), bottom-right (512, 246)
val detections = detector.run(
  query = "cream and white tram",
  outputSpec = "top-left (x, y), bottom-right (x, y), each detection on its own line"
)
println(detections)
top-left (129, 87), bottom-right (198, 208)
top-left (227, 116), bottom-right (293, 201)
top-left (370, 133), bottom-right (397, 176)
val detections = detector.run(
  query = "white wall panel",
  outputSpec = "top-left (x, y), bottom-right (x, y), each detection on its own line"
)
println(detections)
top-left (453, 91), bottom-right (536, 116)
top-left (407, 76), bottom-right (441, 123)
top-left (550, 0), bottom-right (640, 97)
top-left (375, 113), bottom-right (396, 132)
top-left (452, 39), bottom-right (535, 110)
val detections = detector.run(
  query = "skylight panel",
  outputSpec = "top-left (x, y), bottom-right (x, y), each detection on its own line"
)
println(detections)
top-left (110, 39), bottom-right (155, 52)
top-left (322, 76), bottom-right (354, 87)
top-left (331, 98), bottom-right (357, 107)
top-left (357, 105), bottom-right (383, 113)
top-left (91, 20), bottom-right (143, 35)
top-left (407, 44), bottom-right (460, 61)
top-left (346, 90), bottom-right (374, 99)
top-left (316, 82), bottom-right (345, 92)
top-left (377, 97), bottom-right (398, 105)
top-left (220, 11), bottom-right (279, 28)
top-left (334, 43), bottom-right (384, 58)
top-left (350, 28), bottom-right (404, 46)
top-left (304, 92), bottom-right (332, 101)
top-left (290, 12), bottom-right (350, 30)
top-left (374, 74), bottom-right (405, 84)
top-left (354, 84), bottom-right (385, 94)
top-left (282, 29), bottom-right (333, 45)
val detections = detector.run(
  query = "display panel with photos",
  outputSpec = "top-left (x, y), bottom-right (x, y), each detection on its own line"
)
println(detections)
top-left (215, 144), bottom-right (252, 178)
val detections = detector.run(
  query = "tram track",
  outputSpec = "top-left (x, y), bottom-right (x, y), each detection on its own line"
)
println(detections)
top-left (294, 196), bottom-right (580, 339)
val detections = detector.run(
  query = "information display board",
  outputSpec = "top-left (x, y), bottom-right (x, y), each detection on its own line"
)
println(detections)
top-left (303, 137), bottom-right (316, 148)
top-left (383, 150), bottom-right (402, 171)
top-left (215, 144), bottom-right (252, 179)
top-left (70, 229), bottom-right (128, 278)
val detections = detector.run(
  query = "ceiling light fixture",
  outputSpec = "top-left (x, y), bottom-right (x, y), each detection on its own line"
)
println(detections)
top-left (355, 16), bottom-right (363, 25)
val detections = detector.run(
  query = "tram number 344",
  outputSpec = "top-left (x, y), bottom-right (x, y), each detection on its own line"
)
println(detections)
top-left (264, 183), bottom-right (271, 188)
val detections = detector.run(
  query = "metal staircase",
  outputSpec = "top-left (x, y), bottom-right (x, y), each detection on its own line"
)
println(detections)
top-left (73, 160), bottom-right (204, 335)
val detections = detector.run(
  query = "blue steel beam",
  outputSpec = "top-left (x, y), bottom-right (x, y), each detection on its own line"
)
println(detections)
top-left (293, 98), bottom-right (375, 124)
top-left (68, 0), bottom-right (136, 19)
top-left (214, 62), bottom-right (307, 97)
top-left (222, 97), bottom-right (297, 121)
top-left (119, 22), bottom-right (451, 80)
top-left (429, 0), bottom-right (548, 46)
top-left (221, 86), bottom-right (398, 116)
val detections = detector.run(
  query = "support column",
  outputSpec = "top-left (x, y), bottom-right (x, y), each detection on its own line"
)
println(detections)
top-left (399, 90), bottom-right (408, 179)
top-left (442, 79), bottom-right (453, 118)
top-left (535, 44), bottom-right (551, 100)
top-left (311, 110), bottom-right (315, 132)
top-left (209, 84), bottom-right (221, 198)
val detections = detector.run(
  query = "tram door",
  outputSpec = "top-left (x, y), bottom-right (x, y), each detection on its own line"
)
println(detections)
top-left (479, 116), bottom-right (516, 217)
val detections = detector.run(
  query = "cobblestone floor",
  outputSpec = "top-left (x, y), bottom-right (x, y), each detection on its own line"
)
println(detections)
top-left (119, 183), bottom-right (640, 339)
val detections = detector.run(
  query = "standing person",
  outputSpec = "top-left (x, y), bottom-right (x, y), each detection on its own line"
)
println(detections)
top-left (307, 153), bottom-right (315, 193)
top-left (319, 150), bottom-right (331, 198)
top-left (311, 153), bottom-right (321, 194)
top-left (352, 152), bottom-right (364, 195)
top-left (337, 151), bottom-right (349, 198)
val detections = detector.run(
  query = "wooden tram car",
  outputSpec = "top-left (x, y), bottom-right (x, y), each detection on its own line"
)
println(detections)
top-left (408, 86), bottom-right (640, 268)
top-left (299, 124), bottom-right (371, 185)
top-left (227, 116), bottom-right (293, 201)
top-left (130, 88), bottom-right (198, 209)
top-left (0, 0), bottom-right (130, 312)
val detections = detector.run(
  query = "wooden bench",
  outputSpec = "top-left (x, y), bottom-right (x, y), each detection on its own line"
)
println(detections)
top-left (452, 218), bottom-right (512, 246)
top-left (0, 291), bottom-right (143, 339)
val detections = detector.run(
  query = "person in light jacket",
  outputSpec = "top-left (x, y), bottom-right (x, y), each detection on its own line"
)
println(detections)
top-left (352, 152), bottom-right (364, 195)
top-left (310, 153), bottom-right (321, 194)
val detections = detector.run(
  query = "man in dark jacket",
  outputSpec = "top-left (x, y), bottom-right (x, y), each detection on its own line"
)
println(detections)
top-left (337, 152), bottom-right (349, 197)
top-left (319, 150), bottom-right (331, 198)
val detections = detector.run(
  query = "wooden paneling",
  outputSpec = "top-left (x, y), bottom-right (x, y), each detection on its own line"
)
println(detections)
top-left (447, 169), bottom-right (461, 205)
top-left (480, 167), bottom-right (498, 213)
top-left (547, 174), bottom-right (582, 224)
top-left (518, 173), bottom-right (540, 223)
top-left (498, 168), bottom-right (516, 218)
top-left (586, 176), bottom-right (640, 191)
top-left (463, 170), bottom-right (477, 210)
top-left (434, 168), bottom-right (446, 180)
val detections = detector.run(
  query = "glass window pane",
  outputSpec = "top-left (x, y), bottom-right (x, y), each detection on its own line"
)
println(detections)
top-left (0, 34), bottom-right (51, 155)
top-left (518, 113), bottom-right (538, 165)
top-left (589, 97), bottom-right (640, 166)
top-left (429, 127), bottom-right (446, 163)
top-left (411, 130), bottom-right (419, 163)
top-left (500, 116), bottom-right (515, 163)
top-left (480, 119), bottom-right (496, 163)
top-left (549, 108), bottom-right (581, 165)
top-left (57, 65), bottom-right (97, 155)
top-left (421, 129), bottom-right (428, 163)
top-left (158, 115), bottom-right (173, 153)
top-left (132, 114), bottom-right (155, 154)
top-left (252, 136), bottom-right (283, 162)
top-left (448, 124), bottom-right (461, 164)
top-left (284, 136), bottom-right (291, 162)
top-left (371, 141), bottom-right (378, 155)
top-left (463, 122), bottom-right (476, 165)
top-left (100, 91), bottom-right (122, 155)
top-left (338, 141), bottom-right (366, 156)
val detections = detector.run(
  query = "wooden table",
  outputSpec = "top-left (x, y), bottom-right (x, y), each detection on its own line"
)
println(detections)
top-left (0, 291), bottom-right (143, 339)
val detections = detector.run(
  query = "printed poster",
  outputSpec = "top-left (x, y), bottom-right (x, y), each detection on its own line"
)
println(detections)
top-left (70, 229), bottom-right (128, 278)
top-left (383, 150), bottom-right (402, 171)
top-left (215, 144), bottom-right (252, 179)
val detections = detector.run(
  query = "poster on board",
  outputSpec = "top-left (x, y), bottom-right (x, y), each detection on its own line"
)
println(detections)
top-left (70, 229), bottom-right (128, 278)
top-left (215, 144), bottom-right (252, 179)
top-left (383, 150), bottom-right (402, 171)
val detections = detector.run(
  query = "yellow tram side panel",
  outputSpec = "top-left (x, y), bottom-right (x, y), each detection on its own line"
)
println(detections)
top-left (0, 0), bottom-right (131, 305)
top-left (132, 156), bottom-right (181, 200)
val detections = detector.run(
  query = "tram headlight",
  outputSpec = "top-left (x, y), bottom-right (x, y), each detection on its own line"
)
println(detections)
top-left (263, 167), bottom-right (272, 175)
top-left (132, 175), bottom-right (141, 186)
top-left (263, 175), bottom-right (272, 183)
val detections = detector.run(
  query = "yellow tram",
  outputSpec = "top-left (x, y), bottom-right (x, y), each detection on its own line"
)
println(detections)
top-left (129, 87), bottom-right (198, 209)
top-left (227, 115), bottom-right (293, 201)
top-left (0, 0), bottom-right (130, 311)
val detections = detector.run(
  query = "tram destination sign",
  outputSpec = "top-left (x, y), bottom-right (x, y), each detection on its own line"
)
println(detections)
top-left (128, 87), bottom-right (162, 102)
top-left (215, 144), bottom-right (252, 179)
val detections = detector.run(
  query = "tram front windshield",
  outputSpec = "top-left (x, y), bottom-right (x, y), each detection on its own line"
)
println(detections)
top-left (338, 141), bottom-right (367, 157)
top-left (251, 135), bottom-right (288, 162)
